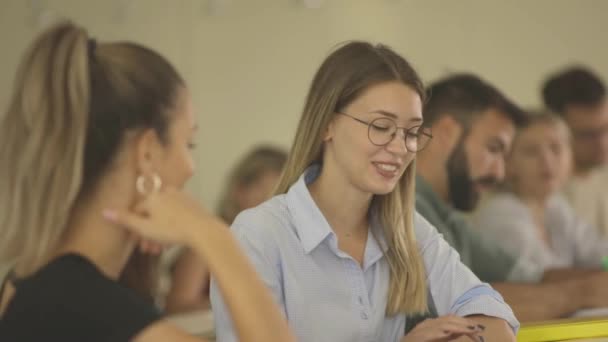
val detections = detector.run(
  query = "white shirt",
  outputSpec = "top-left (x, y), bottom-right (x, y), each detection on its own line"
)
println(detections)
top-left (473, 192), bottom-right (608, 282)
top-left (563, 166), bottom-right (608, 237)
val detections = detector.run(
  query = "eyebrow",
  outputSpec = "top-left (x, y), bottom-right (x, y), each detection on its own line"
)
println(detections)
top-left (369, 110), bottom-right (423, 123)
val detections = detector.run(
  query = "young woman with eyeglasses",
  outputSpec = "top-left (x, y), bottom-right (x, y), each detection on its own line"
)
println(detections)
top-left (210, 41), bottom-right (519, 342)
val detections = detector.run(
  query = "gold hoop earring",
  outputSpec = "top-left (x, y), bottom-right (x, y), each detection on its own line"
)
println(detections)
top-left (136, 173), bottom-right (162, 195)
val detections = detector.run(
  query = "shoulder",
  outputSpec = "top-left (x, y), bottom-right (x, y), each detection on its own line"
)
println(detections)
top-left (16, 254), bottom-right (111, 297)
top-left (230, 195), bottom-right (299, 258)
top-left (474, 192), bottom-right (530, 227)
top-left (232, 195), bottom-right (295, 238)
top-left (4, 254), bottom-right (160, 341)
top-left (19, 254), bottom-right (158, 311)
top-left (478, 192), bottom-right (526, 213)
top-left (415, 194), bottom-right (444, 231)
top-left (412, 211), bottom-right (446, 253)
top-left (413, 211), bottom-right (438, 239)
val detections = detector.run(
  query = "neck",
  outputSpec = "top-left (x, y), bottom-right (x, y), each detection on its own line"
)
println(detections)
top-left (416, 150), bottom-right (449, 202)
top-left (309, 163), bottom-right (372, 238)
top-left (512, 185), bottom-right (549, 217)
top-left (57, 192), bottom-right (137, 280)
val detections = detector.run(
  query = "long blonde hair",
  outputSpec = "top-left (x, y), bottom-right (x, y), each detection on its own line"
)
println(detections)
top-left (0, 21), bottom-right (184, 300)
top-left (275, 41), bottom-right (428, 315)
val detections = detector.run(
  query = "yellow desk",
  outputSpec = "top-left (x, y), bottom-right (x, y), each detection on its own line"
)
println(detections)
top-left (518, 316), bottom-right (608, 342)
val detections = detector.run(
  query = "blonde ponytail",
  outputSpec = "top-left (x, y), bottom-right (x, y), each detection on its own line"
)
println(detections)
top-left (0, 22), bottom-right (90, 276)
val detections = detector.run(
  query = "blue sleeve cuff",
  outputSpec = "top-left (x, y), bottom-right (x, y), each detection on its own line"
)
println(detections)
top-left (450, 284), bottom-right (520, 333)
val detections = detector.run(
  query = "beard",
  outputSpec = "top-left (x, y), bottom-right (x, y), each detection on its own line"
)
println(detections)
top-left (446, 142), bottom-right (497, 212)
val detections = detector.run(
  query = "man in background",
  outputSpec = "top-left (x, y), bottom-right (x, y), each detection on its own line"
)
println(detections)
top-left (415, 74), bottom-right (608, 322)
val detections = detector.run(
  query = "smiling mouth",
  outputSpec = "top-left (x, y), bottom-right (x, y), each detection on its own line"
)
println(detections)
top-left (373, 162), bottom-right (402, 178)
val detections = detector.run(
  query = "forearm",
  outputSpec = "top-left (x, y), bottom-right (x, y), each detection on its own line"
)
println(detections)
top-left (491, 281), bottom-right (582, 322)
top-left (188, 226), bottom-right (295, 342)
top-left (165, 294), bottom-right (209, 314)
top-left (166, 251), bottom-right (210, 314)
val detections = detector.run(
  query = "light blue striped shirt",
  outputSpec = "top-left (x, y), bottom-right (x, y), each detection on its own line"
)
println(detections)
top-left (210, 165), bottom-right (518, 342)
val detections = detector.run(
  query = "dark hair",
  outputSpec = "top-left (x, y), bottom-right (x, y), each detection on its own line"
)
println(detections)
top-left (542, 66), bottom-right (606, 114)
top-left (424, 73), bottom-right (526, 128)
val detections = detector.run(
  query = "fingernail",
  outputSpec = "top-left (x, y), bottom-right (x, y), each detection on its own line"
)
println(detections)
top-left (102, 209), bottom-right (117, 220)
top-left (477, 324), bottom-right (486, 331)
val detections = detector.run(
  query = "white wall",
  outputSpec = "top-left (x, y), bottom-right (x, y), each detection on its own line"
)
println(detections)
top-left (1, 0), bottom-right (607, 207)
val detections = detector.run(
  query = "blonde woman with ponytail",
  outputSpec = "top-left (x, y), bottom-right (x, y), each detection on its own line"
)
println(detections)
top-left (210, 42), bottom-right (518, 342)
top-left (0, 21), bottom-right (294, 342)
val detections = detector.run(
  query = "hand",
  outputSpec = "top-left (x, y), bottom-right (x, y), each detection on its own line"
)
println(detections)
top-left (402, 315), bottom-right (486, 342)
top-left (102, 187), bottom-right (227, 246)
top-left (137, 238), bottom-right (165, 255)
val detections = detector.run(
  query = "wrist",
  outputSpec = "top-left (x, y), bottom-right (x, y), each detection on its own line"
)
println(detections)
top-left (186, 219), bottom-right (233, 260)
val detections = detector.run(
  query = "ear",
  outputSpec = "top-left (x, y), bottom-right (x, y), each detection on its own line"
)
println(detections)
top-left (134, 128), bottom-right (165, 175)
top-left (432, 115), bottom-right (463, 151)
top-left (323, 117), bottom-right (337, 142)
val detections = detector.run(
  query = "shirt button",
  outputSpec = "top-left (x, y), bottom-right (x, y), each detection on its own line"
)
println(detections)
top-left (361, 312), bottom-right (368, 320)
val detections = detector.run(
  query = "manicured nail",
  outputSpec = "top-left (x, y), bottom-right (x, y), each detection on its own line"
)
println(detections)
top-left (477, 324), bottom-right (486, 331)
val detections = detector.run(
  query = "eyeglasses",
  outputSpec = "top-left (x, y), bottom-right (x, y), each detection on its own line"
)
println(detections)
top-left (337, 112), bottom-right (433, 152)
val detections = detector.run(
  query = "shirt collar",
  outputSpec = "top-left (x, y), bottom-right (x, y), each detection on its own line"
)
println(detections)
top-left (287, 164), bottom-right (388, 259)
top-left (286, 164), bottom-right (334, 254)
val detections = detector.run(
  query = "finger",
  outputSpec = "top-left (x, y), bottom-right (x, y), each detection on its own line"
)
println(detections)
top-left (440, 315), bottom-right (484, 333)
top-left (409, 320), bottom-right (475, 341)
top-left (149, 242), bottom-right (163, 255)
top-left (139, 240), bottom-right (151, 253)
top-left (139, 239), bottom-right (164, 255)
top-left (103, 209), bottom-right (153, 238)
top-left (440, 322), bottom-right (482, 337)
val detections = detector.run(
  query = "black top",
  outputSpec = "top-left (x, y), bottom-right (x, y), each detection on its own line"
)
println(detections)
top-left (0, 254), bottom-right (161, 342)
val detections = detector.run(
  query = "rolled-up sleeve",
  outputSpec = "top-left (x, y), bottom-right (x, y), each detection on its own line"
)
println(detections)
top-left (414, 212), bottom-right (520, 332)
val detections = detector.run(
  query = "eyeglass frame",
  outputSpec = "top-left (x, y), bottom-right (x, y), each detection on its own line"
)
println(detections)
top-left (335, 111), bottom-right (433, 152)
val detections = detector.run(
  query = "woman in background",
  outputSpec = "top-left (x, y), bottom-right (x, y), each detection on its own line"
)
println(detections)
top-left (473, 110), bottom-right (608, 282)
top-left (0, 21), bottom-right (294, 342)
top-left (217, 145), bottom-right (288, 224)
top-left (166, 145), bottom-right (287, 313)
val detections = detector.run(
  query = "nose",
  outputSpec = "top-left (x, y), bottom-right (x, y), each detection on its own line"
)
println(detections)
top-left (385, 129), bottom-right (409, 155)
top-left (489, 156), bottom-right (506, 182)
top-left (539, 149), bottom-right (553, 170)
